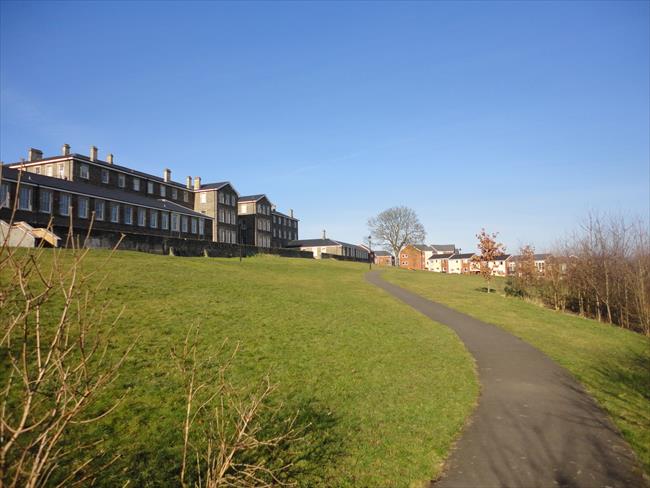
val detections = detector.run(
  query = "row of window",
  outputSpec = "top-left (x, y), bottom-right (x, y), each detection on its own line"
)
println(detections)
top-left (218, 228), bottom-right (238, 244)
top-left (272, 215), bottom-right (297, 228)
top-left (272, 228), bottom-right (297, 240)
top-left (258, 203), bottom-right (271, 216)
top-left (257, 234), bottom-right (271, 248)
top-left (77, 163), bottom-right (189, 203)
top-left (218, 208), bottom-right (237, 224)
top-left (256, 218), bottom-right (271, 231)
top-left (217, 192), bottom-right (236, 206)
top-left (2, 184), bottom-right (205, 235)
top-left (33, 163), bottom-right (65, 179)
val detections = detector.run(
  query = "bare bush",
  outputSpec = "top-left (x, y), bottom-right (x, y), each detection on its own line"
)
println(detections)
top-left (172, 326), bottom-right (301, 488)
top-left (0, 211), bottom-right (133, 486)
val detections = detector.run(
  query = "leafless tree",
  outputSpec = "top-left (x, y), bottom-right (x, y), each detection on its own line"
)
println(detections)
top-left (367, 206), bottom-right (426, 267)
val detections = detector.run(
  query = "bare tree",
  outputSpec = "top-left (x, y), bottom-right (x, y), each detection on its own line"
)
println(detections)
top-left (367, 206), bottom-right (426, 267)
top-left (472, 229), bottom-right (506, 294)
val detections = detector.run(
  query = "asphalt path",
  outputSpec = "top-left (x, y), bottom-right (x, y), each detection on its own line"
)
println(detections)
top-left (366, 271), bottom-right (647, 488)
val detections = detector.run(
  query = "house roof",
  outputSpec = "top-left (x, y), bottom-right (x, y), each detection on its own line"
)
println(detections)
top-left (511, 253), bottom-right (552, 261)
top-left (428, 253), bottom-right (454, 260)
top-left (285, 238), bottom-right (341, 248)
top-left (238, 194), bottom-right (266, 202)
top-left (1, 167), bottom-right (210, 219)
top-left (449, 253), bottom-right (476, 260)
top-left (198, 181), bottom-right (239, 194)
top-left (373, 250), bottom-right (392, 256)
top-left (431, 244), bottom-right (456, 253)
top-left (492, 254), bottom-right (512, 261)
top-left (409, 244), bottom-right (433, 251)
top-left (271, 209), bottom-right (298, 221)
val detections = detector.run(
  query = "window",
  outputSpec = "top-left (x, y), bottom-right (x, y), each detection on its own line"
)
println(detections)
top-left (39, 190), bottom-right (52, 213)
top-left (191, 218), bottom-right (198, 234)
top-left (58, 164), bottom-right (65, 178)
top-left (218, 192), bottom-right (224, 204)
top-left (133, 178), bottom-right (140, 191)
top-left (225, 210), bottom-right (231, 224)
top-left (183, 191), bottom-right (188, 202)
top-left (79, 164), bottom-right (89, 179)
top-left (137, 208), bottom-right (146, 226)
top-left (1, 183), bottom-right (10, 208)
top-left (94, 200), bottom-right (105, 221)
top-left (172, 188), bottom-right (178, 200)
top-left (147, 181), bottom-right (154, 194)
top-left (18, 187), bottom-right (32, 211)
top-left (78, 197), bottom-right (88, 219)
top-left (199, 218), bottom-right (205, 235)
top-left (34, 167), bottom-right (41, 175)
top-left (231, 230), bottom-right (237, 244)
top-left (150, 210), bottom-right (158, 228)
top-left (101, 169), bottom-right (109, 184)
top-left (118, 174), bottom-right (126, 188)
top-left (200, 192), bottom-right (207, 204)
top-left (160, 185), bottom-right (166, 197)
top-left (124, 206), bottom-right (133, 225)
top-left (218, 208), bottom-right (224, 222)
top-left (171, 213), bottom-right (179, 231)
top-left (59, 193), bottom-right (70, 216)
top-left (181, 216), bottom-right (188, 233)
top-left (161, 212), bottom-right (169, 230)
top-left (110, 203), bottom-right (120, 223)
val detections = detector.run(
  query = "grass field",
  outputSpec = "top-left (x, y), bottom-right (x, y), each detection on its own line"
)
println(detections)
top-left (382, 268), bottom-right (650, 474)
top-left (1, 251), bottom-right (478, 487)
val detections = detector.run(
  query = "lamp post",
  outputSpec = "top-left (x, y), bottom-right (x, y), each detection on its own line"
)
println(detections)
top-left (368, 235), bottom-right (372, 270)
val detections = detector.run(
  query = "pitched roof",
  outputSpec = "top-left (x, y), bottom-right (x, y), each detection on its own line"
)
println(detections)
top-left (1, 167), bottom-right (209, 218)
top-left (238, 194), bottom-right (266, 202)
top-left (285, 238), bottom-right (341, 248)
top-left (449, 253), bottom-right (476, 260)
top-left (428, 253), bottom-right (454, 260)
top-left (373, 250), bottom-right (392, 256)
top-left (408, 244), bottom-right (433, 251)
top-left (199, 181), bottom-right (234, 192)
top-left (511, 253), bottom-right (552, 261)
top-left (271, 209), bottom-right (298, 221)
top-left (492, 254), bottom-right (512, 261)
top-left (431, 244), bottom-right (456, 253)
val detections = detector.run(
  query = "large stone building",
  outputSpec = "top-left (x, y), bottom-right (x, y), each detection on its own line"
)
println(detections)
top-left (237, 194), bottom-right (273, 248)
top-left (271, 208), bottom-right (299, 248)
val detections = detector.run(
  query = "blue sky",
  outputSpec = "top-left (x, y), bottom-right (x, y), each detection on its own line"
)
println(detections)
top-left (1, 1), bottom-right (648, 252)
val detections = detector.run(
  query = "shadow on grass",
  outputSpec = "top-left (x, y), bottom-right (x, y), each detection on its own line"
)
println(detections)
top-left (474, 287), bottom-right (498, 294)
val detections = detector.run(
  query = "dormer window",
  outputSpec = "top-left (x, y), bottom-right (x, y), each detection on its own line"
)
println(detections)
top-left (79, 164), bottom-right (89, 179)
top-left (133, 178), bottom-right (140, 191)
top-left (147, 181), bottom-right (154, 194)
top-left (118, 174), bottom-right (126, 188)
top-left (172, 188), bottom-right (178, 200)
top-left (160, 185), bottom-right (166, 197)
top-left (101, 169), bottom-right (109, 184)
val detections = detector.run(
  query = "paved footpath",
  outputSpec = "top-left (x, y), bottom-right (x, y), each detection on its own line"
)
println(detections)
top-left (366, 271), bottom-right (648, 488)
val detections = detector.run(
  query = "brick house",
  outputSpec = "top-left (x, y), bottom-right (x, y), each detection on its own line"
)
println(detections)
top-left (399, 244), bottom-right (433, 269)
top-left (373, 250), bottom-right (394, 266)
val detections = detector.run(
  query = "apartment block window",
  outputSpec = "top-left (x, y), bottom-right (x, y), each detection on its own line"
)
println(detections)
top-left (137, 208), bottom-right (146, 227)
top-left (273, 215), bottom-right (276, 224)
top-left (78, 197), bottom-right (88, 219)
top-left (94, 200), bottom-right (105, 221)
top-left (39, 190), bottom-right (52, 213)
top-left (58, 164), bottom-right (65, 178)
top-left (198, 218), bottom-right (205, 236)
top-left (218, 228), bottom-right (225, 242)
top-left (118, 174), bottom-right (126, 188)
top-left (183, 191), bottom-right (188, 203)
top-left (218, 192), bottom-right (224, 204)
top-left (124, 206), bottom-right (133, 225)
top-left (218, 208), bottom-right (224, 223)
top-left (150, 210), bottom-right (158, 228)
top-left (191, 218), bottom-right (198, 234)
top-left (171, 213), bottom-right (179, 231)
top-left (133, 178), bottom-right (140, 191)
top-left (200, 192), bottom-right (207, 204)
top-left (172, 188), bottom-right (178, 200)
top-left (59, 193), bottom-right (70, 216)
top-left (79, 164), bottom-right (90, 179)
top-left (101, 169), bottom-right (109, 184)
top-left (110, 203), bottom-right (120, 223)
top-left (231, 230), bottom-right (237, 244)
top-left (35, 167), bottom-right (41, 175)
top-left (273, 229), bottom-right (277, 238)
top-left (18, 187), bottom-right (32, 211)
top-left (1, 183), bottom-right (10, 208)
top-left (161, 212), bottom-right (169, 230)
top-left (159, 186), bottom-right (165, 198)
top-left (181, 216), bottom-right (188, 233)
top-left (147, 181), bottom-right (154, 194)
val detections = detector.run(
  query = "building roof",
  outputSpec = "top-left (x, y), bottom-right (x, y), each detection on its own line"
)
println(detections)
top-left (8, 154), bottom-right (191, 190)
top-left (238, 194), bottom-right (267, 202)
top-left (510, 253), bottom-right (552, 261)
top-left (492, 254), bottom-right (512, 261)
top-left (428, 253), bottom-right (454, 260)
top-left (199, 181), bottom-right (236, 192)
top-left (449, 253), bottom-right (476, 260)
top-left (409, 244), bottom-right (433, 251)
top-left (285, 238), bottom-right (341, 248)
top-left (431, 244), bottom-right (456, 253)
top-left (1, 167), bottom-right (210, 219)
top-left (373, 250), bottom-right (392, 256)
top-left (271, 209), bottom-right (298, 221)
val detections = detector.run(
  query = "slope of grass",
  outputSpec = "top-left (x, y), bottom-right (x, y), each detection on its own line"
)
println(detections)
top-left (382, 268), bottom-right (650, 474)
top-left (2, 251), bottom-right (478, 487)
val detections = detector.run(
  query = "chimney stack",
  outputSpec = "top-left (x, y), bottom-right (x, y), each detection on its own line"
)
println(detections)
top-left (186, 176), bottom-right (192, 189)
top-left (289, 209), bottom-right (294, 218)
top-left (61, 144), bottom-right (70, 156)
top-left (194, 176), bottom-right (201, 190)
top-left (90, 146), bottom-right (98, 162)
top-left (322, 229), bottom-right (326, 239)
top-left (163, 168), bottom-right (171, 182)
top-left (28, 148), bottom-right (43, 162)
top-left (106, 153), bottom-right (114, 164)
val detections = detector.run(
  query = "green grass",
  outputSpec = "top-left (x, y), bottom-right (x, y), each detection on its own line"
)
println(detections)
top-left (382, 268), bottom-right (650, 474)
top-left (2, 251), bottom-right (478, 487)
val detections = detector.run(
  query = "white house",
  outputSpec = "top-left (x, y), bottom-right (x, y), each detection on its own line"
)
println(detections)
top-left (448, 253), bottom-right (476, 274)
top-left (426, 252), bottom-right (454, 272)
